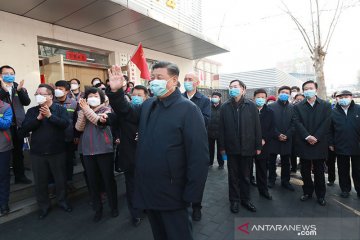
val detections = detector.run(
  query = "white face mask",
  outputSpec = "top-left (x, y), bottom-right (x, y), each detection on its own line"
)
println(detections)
top-left (54, 89), bottom-right (65, 98)
top-left (87, 97), bottom-right (101, 107)
top-left (71, 83), bottom-right (79, 91)
top-left (35, 95), bottom-right (47, 105)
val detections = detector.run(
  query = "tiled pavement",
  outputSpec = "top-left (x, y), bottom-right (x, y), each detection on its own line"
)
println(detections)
top-left (1, 163), bottom-right (360, 240)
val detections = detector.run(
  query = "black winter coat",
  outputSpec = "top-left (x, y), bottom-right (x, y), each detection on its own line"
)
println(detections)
top-left (219, 97), bottom-right (262, 156)
top-left (257, 104), bottom-right (276, 160)
top-left (268, 100), bottom-right (295, 155)
top-left (208, 103), bottom-right (221, 139)
top-left (293, 98), bottom-right (332, 160)
top-left (330, 101), bottom-right (360, 156)
top-left (107, 88), bottom-right (209, 210)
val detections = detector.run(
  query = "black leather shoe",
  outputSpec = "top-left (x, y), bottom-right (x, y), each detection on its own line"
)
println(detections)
top-left (317, 198), bottom-right (326, 206)
top-left (192, 208), bottom-right (202, 221)
top-left (267, 181), bottom-right (275, 188)
top-left (260, 191), bottom-right (273, 200)
top-left (111, 209), bottom-right (119, 218)
top-left (340, 192), bottom-right (350, 198)
top-left (281, 182), bottom-right (295, 191)
top-left (15, 176), bottom-right (32, 184)
top-left (59, 203), bottom-right (72, 212)
top-left (218, 165), bottom-right (224, 170)
top-left (230, 202), bottom-right (240, 213)
top-left (132, 218), bottom-right (143, 227)
top-left (241, 201), bottom-right (257, 212)
top-left (93, 210), bottom-right (103, 223)
top-left (327, 181), bottom-right (335, 186)
top-left (0, 204), bottom-right (10, 216)
top-left (38, 209), bottom-right (50, 220)
top-left (300, 194), bottom-right (312, 201)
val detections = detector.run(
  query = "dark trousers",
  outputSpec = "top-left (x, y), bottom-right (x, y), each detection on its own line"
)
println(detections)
top-left (290, 139), bottom-right (298, 171)
top-left (268, 154), bottom-right (290, 183)
top-left (124, 170), bottom-right (142, 219)
top-left (83, 153), bottom-right (117, 212)
top-left (0, 150), bottom-right (11, 206)
top-left (208, 137), bottom-right (224, 166)
top-left (11, 127), bottom-right (26, 179)
top-left (300, 159), bottom-right (326, 198)
top-left (147, 208), bottom-right (193, 240)
top-left (337, 155), bottom-right (360, 193)
top-left (49, 142), bottom-right (75, 184)
top-left (227, 154), bottom-right (252, 202)
top-left (326, 150), bottom-right (337, 183)
top-left (254, 156), bottom-right (269, 193)
top-left (32, 152), bottom-right (67, 210)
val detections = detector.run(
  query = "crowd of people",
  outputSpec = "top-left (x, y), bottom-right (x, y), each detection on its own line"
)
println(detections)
top-left (0, 61), bottom-right (360, 240)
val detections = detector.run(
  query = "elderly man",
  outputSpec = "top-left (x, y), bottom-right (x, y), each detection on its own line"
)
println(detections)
top-left (22, 84), bottom-right (72, 219)
top-left (182, 72), bottom-right (210, 221)
top-left (106, 62), bottom-right (209, 240)
top-left (330, 90), bottom-right (360, 199)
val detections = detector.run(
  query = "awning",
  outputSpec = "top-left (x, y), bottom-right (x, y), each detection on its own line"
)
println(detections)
top-left (0, 0), bottom-right (229, 60)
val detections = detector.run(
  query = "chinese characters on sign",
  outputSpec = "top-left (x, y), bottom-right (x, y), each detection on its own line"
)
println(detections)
top-left (65, 51), bottom-right (87, 62)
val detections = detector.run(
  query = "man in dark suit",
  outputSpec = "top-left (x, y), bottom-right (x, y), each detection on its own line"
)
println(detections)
top-left (330, 90), bottom-right (360, 199)
top-left (107, 62), bottom-right (209, 240)
top-left (268, 86), bottom-right (295, 191)
top-left (182, 72), bottom-right (211, 221)
top-left (293, 80), bottom-right (332, 206)
top-left (219, 80), bottom-right (262, 213)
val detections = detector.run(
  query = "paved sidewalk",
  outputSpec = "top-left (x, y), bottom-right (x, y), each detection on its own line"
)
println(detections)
top-left (1, 163), bottom-right (360, 240)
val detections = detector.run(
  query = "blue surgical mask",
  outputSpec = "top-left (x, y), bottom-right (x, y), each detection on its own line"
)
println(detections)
top-left (304, 90), bottom-right (316, 99)
top-left (149, 79), bottom-right (168, 97)
top-left (255, 98), bottom-right (266, 107)
top-left (211, 98), bottom-right (220, 104)
top-left (338, 98), bottom-right (351, 107)
top-left (131, 96), bottom-right (143, 105)
top-left (278, 93), bottom-right (289, 102)
top-left (229, 88), bottom-right (241, 98)
top-left (2, 74), bottom-right (15, 83)
top-left (184, 82), bottom-right (194, 92)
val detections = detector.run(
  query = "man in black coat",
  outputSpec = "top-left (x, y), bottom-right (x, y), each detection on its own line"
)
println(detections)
top-left (293, 80), bottom-right (332, 206)
top-left (268, 86), bottom-right (295, 191)
top-left (208, 92), bottom-right (224, 169)
top-left (219, 80), bottom-right (262, 213)
top-left (107, 62), bottom-right (209, 240)
top-left (182, 72), bottom-right (211, 221)
top-left (252, 89), bottom-right (275, 200)
top-left (330, 90), bottom-right (360, 199)
top-left (0, 65), bottom-right (32, 184)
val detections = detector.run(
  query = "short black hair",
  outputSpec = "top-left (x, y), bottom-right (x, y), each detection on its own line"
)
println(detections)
top-left (69, 78), bottom-right (80, 85)
top-left (212, 92), bottom-right (222, 98)
top-left (254, 88), bottom-right (268, 97)
top-left (0, 65), bottom-right (15, 74)
top-left (229, 79), bottom-right (246, 89)
top-left (152, 61), bottom-right (180, 77)
top-left (291, 86), bottom-right (300, 92)
top-left (133, 85), bottom-right (149, 96)
top-left (302, 80), bottom-right (318, 90)
top-left (278, 86), bottom-right (291, 94)
top-left (127, 82), bottom-right (135, 88)
top-left (55, 80), bottom-right (70, 91)
top-left (84, 87), bottom-right (105, 104)
top-left (294, 93), bottom-right (305, 99)
top-left (38, 83), bottom-right (54, 96)
top-left (91, 77), bottom-right (102, 85)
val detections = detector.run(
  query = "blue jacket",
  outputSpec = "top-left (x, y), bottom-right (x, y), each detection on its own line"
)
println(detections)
top-left (183, 91), bottom-right (211, 127)
top-left (107, 88), bottom-right (209, 210)
top-left (330, 101), bottom-right (360, 156)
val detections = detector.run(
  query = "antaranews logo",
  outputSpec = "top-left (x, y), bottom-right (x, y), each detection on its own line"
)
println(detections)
top-left (236, 222), bottom-right (317, 237)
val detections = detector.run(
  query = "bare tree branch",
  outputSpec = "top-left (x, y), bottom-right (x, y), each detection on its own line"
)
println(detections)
top-left (310, 0), bottom-right (317, 46)
top-left (281, 1), bottom-right (314, 54)
top-left (324, 0), bottom-right (343, 51)
top-left (315, 0), bottom-right (321, 46)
